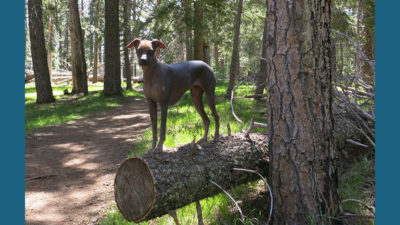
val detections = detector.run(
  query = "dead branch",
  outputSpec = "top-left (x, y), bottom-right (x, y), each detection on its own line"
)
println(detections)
top-left (342, 199), bottom-right (375, 214)
top-left (168, 211), bottom-right (180, 225)
top-left (230, 80), bottom-right (245, 124)
top-left (195, 201), bottom-right (204, 225)
top-left (245, 94), bottom-right (267, 99)
top-left (230, 81), bottom-right (268, 131)
top-left (209, 180), bottom-right (245, 223)
top-left (333, 29), bottom-right (375, 71)
top-left (233, 168), bottom-right (273, 225)
top-left (346, 139), bottom-right (369, 148)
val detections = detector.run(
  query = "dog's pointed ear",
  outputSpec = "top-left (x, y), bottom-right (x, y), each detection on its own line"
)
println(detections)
top-left (126, 39), bottom-right (141, 49)
top-left (151, 39), bottom-right (166, 49)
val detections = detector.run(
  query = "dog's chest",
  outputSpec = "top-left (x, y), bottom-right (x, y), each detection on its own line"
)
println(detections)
top-left (143, 80), bottom-right (168, 102)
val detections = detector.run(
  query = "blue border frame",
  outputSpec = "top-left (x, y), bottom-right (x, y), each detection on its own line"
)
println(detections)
top-left (0, 1), bottom-right (25, 223)
top-left (375, 1), bottom-right (398, 225)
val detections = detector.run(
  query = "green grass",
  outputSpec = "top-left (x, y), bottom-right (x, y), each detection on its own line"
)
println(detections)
top-left (99, 81), bottom-right (268, 225)
top-left (339, 157), bottom-right (374, 215)
top-left (25, 83), bottom-right (144, 133)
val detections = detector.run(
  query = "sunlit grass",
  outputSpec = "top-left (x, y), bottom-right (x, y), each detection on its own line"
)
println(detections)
top-left (25, 82), bottom-right (144, 133)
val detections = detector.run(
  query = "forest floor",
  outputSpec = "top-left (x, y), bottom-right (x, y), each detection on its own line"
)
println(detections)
top-left (25, 96), bottom-right (150, 225)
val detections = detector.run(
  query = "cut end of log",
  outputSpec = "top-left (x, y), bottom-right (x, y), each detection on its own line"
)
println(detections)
top-left (114, 157), bottom-right (156, 222)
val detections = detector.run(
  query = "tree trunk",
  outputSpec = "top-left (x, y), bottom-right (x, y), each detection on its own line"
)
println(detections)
top-left (63, 16), bottom-right (70, 69)
top-left (115, 133), bottom-right (269, 222)
top-left (123, 0), bottom-right (132, 90)
top-left (265, 0), bottom-right (339, 224)
top-left (361, 0), bottom-right (375, 86)
top-left (28, 0), bottom-right (55, 104)
top-left (254, 1), bottom-right (267, 98)
top-left (183, 0), bottom-right (193, 61)
top-left (104, 0), bottom-right (122, 96)
top-left (47, 5), bottom-right (54, 83)
top-left (203, 41), bottom-right (210, 65)
top-left (213, 43), bottom-right (219, 73)
top-left (93, 0), bottom-right (100, 83)
top-left (193, 0), bottom-right (204, 61)
top-left (354, 0), bottom-right (361, 103)
top-left (226, 0), bottom-right (243, 98)
top-left (69, 0), bottom-right (88, 95)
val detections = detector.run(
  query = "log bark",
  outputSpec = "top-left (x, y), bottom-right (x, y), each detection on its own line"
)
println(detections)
top-left (114, 133), bottom-right (269, 222)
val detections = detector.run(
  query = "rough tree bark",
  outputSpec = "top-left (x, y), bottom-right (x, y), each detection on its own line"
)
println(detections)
top-left (123, 0), bottom-right (132, 90)
top-left (69, 0), bottom-right (88, 95)
top-left (28, 0), bottom-right (55, 104)
top-left (182, 0), bottom-right (193, 61)
top-left (265, 0), bottom-right (339, 224)
top-left (213, 43), bottom-right (219, 72)
top-left (115, 133), bottom-right (269, 222)
top-left (63, 16), bottom-right (70, 68)
top-left (104, 0), bottom-right (122, 96)
top-left (183, 0), bottom-right (193, 61)
top-left (47, 3), bottom-right (55, 83)
top-left (226, 0), bottom-right (243, 98)
top-left (92, 0), bottom-right (100, 83)
top-left (193, 0), bottom-right (204, 61)
top-left (254, 0), bottom-right (268, 98)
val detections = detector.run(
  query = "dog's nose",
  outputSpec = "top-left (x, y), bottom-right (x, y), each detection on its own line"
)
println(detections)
top-left (139, 54), bottom-right (148, 65)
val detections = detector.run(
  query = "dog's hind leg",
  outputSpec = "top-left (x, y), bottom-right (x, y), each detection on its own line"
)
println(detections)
top-left (204, 86), bottom-right (220, 140)
top-left (190, 86), bottom-right (210, 141)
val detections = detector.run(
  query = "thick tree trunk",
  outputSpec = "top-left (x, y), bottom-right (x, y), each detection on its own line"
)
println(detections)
top-left (213, 43), bottom-right (219, 72)
top-left (28, 0), bottom-right (55, 104)
top-left (63, 16), bottom-right (70, 68)
top-left (193, 0), bottom-right (204, 61)
top-left (69, 0), bottom-right (88, 95)
top-left (183, 0), bottom-right (193, 61)
top-left (266, 0), bottom-right (339, 224)
top-left (123, 0), bottom-right (132, 90)
top-left (203, 41), bottom-right (210, 65)
top-left (226, 0), bottom-right (243, 98)
top-left (254, 1), bottom-right (267, 98)
top-left (93, 0), bottom-right (100, 83)
top-left (115, 133), bottom-right (269, 222)
top-left (361, 0), bottom-right (375, 86)
top-left (47, 6), bottom-right (54, 83)
top-left (104, 0), bottom-right (122, 96)
top-left (354, 0), bottom-right (361, 103)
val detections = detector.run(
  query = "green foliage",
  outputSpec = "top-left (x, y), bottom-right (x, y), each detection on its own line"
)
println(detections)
top-left (25, 83), bottom-right (144, 133)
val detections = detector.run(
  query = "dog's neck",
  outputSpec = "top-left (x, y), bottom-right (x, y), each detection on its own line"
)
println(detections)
top-left (141, 58), bottom-right (162, 80)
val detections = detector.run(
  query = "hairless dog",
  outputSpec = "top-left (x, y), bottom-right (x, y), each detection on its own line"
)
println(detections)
top-left (127, 39), bottom-right (220, 153)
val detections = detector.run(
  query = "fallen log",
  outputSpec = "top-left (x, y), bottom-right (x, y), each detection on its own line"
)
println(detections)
top-left (114, 133), bottom-right (269, 222)
top-left (132, 76), bottom-right (143, 83)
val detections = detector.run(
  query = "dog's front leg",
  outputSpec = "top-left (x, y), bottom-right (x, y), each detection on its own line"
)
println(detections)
top-left (147, 98), bottom-right (158, 151)
top-left (156, 103), bottom-right (168, 153)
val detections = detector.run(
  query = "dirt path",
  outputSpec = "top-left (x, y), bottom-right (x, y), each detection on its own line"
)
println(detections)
top-left (25, 97), bottom-right (150, 225)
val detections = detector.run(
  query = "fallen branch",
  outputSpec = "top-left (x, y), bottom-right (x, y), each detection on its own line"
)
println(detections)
top-left (210, 180), bottom-right (245, 223)
top-left (230, 81), bottom-right (268, 130)
top-left (342, 199), bottom-right (375, 214)
top-left (346, 139), bottom-right (369, 148)
top-left (233, 168), bottom-right (273, 225)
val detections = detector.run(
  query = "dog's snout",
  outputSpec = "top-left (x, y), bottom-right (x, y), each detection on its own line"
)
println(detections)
top-left (139, 54), bottom-right (148, 65)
